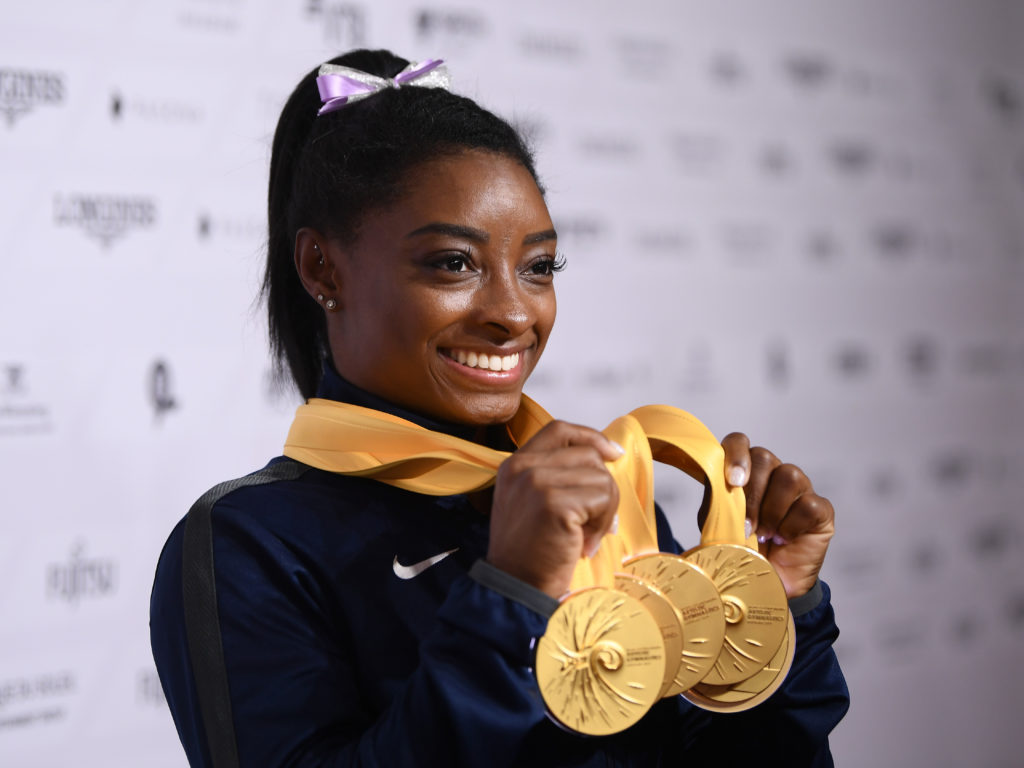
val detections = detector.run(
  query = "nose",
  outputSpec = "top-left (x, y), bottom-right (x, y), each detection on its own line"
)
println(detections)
top-left (476, 266), bottom-right (533, 339)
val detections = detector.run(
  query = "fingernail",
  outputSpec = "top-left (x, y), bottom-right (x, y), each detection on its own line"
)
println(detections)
top-left (609, 441), bottom-right (625, 457)
top-left (757, 534), bottom-right (768, 544)
top-left (611, 514), bottom-right (619, 534)
top-left (772, 534), bottom-right (787, 546)
top-left (586, 539), bottom-right (602, 559)
top-left (728, 466), bottom-right (747, 487)
top-left (744, 519), bottom-right (753, 538)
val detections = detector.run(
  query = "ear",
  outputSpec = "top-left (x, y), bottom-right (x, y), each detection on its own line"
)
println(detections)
top-left (294, 227), bottom-right (340, 310)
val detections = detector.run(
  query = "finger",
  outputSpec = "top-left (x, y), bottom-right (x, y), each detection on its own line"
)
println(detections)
top-left (721, 432), bottom-right (751, 487)
top-left (519, 420), bottom-right (624, 461)
top-left (757, 463), bottom-right (813, 542)
top-left (580, 477), bottom-right (620, 558)
top-left (513, 444), bottom-right (618, 473)
top-left (774, 493), bottom-right (834, 544)
top-left (745, 446), bottom-right (781, 537)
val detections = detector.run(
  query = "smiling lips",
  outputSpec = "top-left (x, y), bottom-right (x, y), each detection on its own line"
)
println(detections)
top-left (444, 349), bottom-right (521, 372)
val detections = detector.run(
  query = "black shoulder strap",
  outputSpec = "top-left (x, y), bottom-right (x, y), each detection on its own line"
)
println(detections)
top-left (181, 460), bottom-right (308, 768)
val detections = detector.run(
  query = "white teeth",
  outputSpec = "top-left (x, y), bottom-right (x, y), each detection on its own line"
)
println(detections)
top-left (448, 350), bottom-right (520, 372)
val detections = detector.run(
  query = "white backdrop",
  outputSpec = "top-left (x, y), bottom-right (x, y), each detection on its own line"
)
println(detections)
top-left (2, 1), bottom-right (1023, 766)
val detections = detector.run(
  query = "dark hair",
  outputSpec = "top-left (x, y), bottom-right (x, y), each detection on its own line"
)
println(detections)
top-left (264, 49), bottom-right (541, 399)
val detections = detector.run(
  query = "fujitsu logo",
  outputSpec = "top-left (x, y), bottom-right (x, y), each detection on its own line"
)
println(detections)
top-left (0, 68), bottom-right (64, 126)
top-left (46, 541), bottom-right (118, 606)
top-left (53, 194), bottom-right (157, 248)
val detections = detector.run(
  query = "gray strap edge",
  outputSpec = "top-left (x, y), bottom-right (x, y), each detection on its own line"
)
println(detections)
top-left (181, 459), bottom-right (308, 768)
top-left (469, 559), bottom-right (559, 618)
top-left (788, 578), bottom-right (824, 618)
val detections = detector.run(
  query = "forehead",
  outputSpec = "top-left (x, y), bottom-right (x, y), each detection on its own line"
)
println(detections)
top-left (384, 149), bottom-right (549, 227)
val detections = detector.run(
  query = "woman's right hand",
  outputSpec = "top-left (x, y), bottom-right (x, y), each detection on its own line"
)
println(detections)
top-left (487, 421), bottom-right (623, 599)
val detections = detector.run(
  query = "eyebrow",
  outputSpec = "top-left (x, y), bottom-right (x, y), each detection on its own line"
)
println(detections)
top-left (405, 222), bottom-right (558, 246)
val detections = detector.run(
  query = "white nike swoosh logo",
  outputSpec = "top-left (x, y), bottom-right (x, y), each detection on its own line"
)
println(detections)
top-left (392, 548), bottom-right (459, 580)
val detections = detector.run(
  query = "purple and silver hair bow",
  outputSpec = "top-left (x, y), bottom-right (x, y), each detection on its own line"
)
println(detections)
top-left (316, 59), bottom-right (451, 116)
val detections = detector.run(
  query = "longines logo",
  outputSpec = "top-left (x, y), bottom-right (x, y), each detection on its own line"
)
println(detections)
top-left (416, 8), bottom-right (487, 41)
top-left (633, 228), bottom-right (694, 260)
top-left (552, 215), bottom-right (605, 243)
top-left (110, 91), bottom-right (203, 124)
top-left (46, 541), bottom-right (117, 606)
top-left (578, 134), bottom-right (638, 160)
top-left (0, 68), bottom-right (64, 127)
top-left (307, 0), bottom-right (364, 46)
top-left (53, 194), bottom-right (157, 248)
top-left (150, 360), bottom-right (178, 420)
top-left (0, 671), bottom-right (75, 732)
top-left (0, 364), bottom-right (52, 436)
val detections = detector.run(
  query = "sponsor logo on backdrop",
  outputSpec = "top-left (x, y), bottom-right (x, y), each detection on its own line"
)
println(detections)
top-left (53, 194), bottom-right (157, 248)
top-left (0, 671), bottom-right (75, 732)
top-left (177, 0), bottom-right (242, 33)
top-left (827, 138), bottom-right (876, 176)
top-left (669, 132), bottom-right (725, 176)
top-left (577, 363), bottom-right (652, 392)
top-left (708, 51), bottom-right (746, 86)
top-left (110, 91), bottom-right (203, 124)
top-left (150, 360), bottom-right (179, 420)
top-left (415, 8), bottom-right (487, 42)
top-left (929, 450), bottom-right (971, 488)
top-left (552, 214), bottom-right (606, 244)
top-left (0, 68), bottom-right (65, 127)
top-left (904, 336), bottom-right (939, 380)
top-left (872, 220), bottom-right (916, 261)
top-left (758, 142), bottom-right (795, 177)
top-left (720, 220), bottom-right (775, 265)
top-left (764, 340), bottom-right (789, 388)
top-left (615, 37), bottom-right (672, 74)
top-left (46, 541), bottom-right (118, 605)
top-left (805, 230), bottom-right (841, 264)
top-left (197, 211), bottom-right (263, 241)
top-left (909, 541), bottom-right (938, 574)
top-left (950, 613), bottom-right (981, 646)
top-left (1008, 593), bottom-right (1024, 629)
top-left (833, 342), bottom-right (872, 379)
top-left (137, 669), bottom-right (167, 707)
top-left (970, 520), bottom-right (1008, 560)
top-left (0, 364), bottom-right (53, 436)
top-left (782, 52), bottom-right (832, 90)
top-left (578, 134), bottom-right (638, 161)
top-left (632, 227), bottom-right (694, 260)
top-left (307, 0), bottom-right (365, 47)
top-left (518, 32), bottom-right (582, 62)
top-left (983, 77), bottom-right (1019, 124)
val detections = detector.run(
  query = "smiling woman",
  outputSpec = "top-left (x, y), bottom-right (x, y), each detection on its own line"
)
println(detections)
top-left (150, 49), bottom-right (848, 767)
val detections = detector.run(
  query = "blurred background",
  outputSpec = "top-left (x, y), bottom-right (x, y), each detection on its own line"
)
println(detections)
top-left (1, 0), bottom-right (1022, 765)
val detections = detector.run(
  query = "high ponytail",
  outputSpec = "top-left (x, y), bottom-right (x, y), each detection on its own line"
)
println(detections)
top-left (263, 49), bottom-right (539, 399)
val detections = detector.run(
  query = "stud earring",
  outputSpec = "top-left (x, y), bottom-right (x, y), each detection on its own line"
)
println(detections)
top-left (316, 293), bottom-right (324, 302)
top-left (325, 299), bottom-right (337, 310)
top-left (313, 242), bottom-right (324, 265)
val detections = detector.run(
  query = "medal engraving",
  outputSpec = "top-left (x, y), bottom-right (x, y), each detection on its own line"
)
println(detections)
top-left (683, 613), bottom-right (796, 712)
top-left (613, 573), bottom-right (685, 697)
top-left (536, 587), bottom-right (665, 736)
top-left (623, 553), bottom-right (726, 695)
top-left (683, 543), bottom-right (788, 685)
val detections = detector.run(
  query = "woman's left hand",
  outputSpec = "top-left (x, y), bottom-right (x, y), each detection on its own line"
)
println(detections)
top-left (720, 433), bottom-right (835, 599)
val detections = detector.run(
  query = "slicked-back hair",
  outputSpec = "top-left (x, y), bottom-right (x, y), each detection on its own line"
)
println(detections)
top-left (264, 49), bottom-right (541, 399)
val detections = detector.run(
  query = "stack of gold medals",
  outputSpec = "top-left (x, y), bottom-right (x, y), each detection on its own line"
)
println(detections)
top-left (534, 406), bottom-right (793, 736)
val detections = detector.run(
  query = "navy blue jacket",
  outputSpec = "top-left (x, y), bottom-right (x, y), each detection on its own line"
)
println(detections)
top-left (150, 370), bottom-right (849, 767)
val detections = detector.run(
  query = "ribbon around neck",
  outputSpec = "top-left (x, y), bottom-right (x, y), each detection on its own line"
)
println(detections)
top-left (283, 395), bottom-right (746, 592)
top-left (316, 59), bottom-right (450, 116)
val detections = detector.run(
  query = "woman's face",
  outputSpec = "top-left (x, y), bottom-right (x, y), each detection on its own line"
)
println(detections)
top-left (324, 149), bottom-right (558, 425)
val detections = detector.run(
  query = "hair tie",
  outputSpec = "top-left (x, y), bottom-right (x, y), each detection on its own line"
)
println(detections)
top-left (315, 59), bottom-right (450, 116)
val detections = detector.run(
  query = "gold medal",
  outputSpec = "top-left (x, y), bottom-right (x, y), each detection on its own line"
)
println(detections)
top-left (613, 573), bottom-right (684, 697)
top-left (683, 613), bottom-right (795, 712)
top-left (535, 587), bottom-right (666, 736)
top-left (683, 543), bottom-right (789, 685)
top-left (623, 553), bottom-right (726, 696)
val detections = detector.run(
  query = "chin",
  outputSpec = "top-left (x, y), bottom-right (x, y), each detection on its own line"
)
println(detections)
top-left (451, 395), bottom-right (522, 426)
